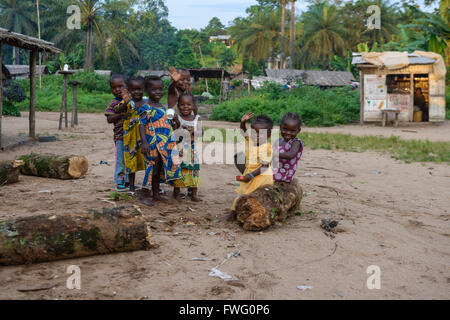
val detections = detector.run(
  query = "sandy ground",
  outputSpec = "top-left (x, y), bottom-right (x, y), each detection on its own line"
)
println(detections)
top-left (0, 112), bottom-right (449, 300)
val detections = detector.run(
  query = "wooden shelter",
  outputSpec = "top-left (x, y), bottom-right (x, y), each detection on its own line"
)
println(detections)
top-left (188, 68), bottom-right (231, 82)
top-left (352, 52), bottom-right (446, 123)
top-left (5, 64), bottom-right (49, 80)
top-left (0, 28), bottom-right (62, 148)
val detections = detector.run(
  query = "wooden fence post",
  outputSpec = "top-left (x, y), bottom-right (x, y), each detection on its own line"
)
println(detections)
top-left (29, 50), bottom-right (37, 138)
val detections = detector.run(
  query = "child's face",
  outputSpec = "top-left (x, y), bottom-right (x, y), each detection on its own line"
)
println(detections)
top-left (280, 118), bottom-right (301, 141)
top-left (146, 80), bottom-right (164, 102)
top-left (250, 123), bottom-right (272, 145)
top-left (176, 71), bottom-right (191, 92)
top-left (128, 80), bottom-right (144, 101)
top-left (110, 78), bottom-right (125, 99)
top-left (178, 96), bottom-right (195, 116)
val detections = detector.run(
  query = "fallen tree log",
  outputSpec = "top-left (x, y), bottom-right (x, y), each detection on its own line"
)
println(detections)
top-left (0, 206), bottom-right (153, 266)
top-left (18, 153), bottom-right (88, 179)
top-left (235, 178), bottom-right (303, 231)
top-left (0, 160), bottom-right (24, 186)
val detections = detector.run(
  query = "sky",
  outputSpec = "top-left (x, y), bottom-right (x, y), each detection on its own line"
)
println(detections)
top-left (165, 0), bottom-right (438, 31)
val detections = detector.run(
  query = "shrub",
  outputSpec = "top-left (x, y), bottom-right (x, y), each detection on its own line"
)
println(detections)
top-left (1, 82), bottom-right (27, 116)
top-left (210, 82), bottom-right (360, 127)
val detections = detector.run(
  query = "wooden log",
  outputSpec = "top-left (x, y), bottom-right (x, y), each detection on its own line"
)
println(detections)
top-left (0, 160), bottom-right (24, 186)
top-left (0, 206), bottom-right (153, 266)
top-left (18, 153), bottom-right (88, 180)
top-left (235, 178), bottom-right (303, 231)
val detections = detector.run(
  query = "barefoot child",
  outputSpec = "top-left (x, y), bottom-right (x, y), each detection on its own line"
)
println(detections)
top-left (231, 113), bottom-right (274, 211)
top-left (105, 74), bottom-right (129, 191)
top-left (138, 76), bottom-right (181, 206)
top-left (273, 112), bottom-right (304, 183)
top-left (173, 93), bottom-right (202, 202)
top-left (123, 76), bottom-right (146, 193)
top-left (168, 67), bottom-right (197, 115)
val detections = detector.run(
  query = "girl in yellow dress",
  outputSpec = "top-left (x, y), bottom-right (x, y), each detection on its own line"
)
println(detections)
top-left (123, 77), bottom-right (146, 193)
top-left (231, 112), bottom-right (274, 211)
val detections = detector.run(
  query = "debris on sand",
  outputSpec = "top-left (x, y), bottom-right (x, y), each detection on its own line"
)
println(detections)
top-left (321, 219), bottom-right (339, 232)
top-left (209, 268), bottom-right (238, 282)
top-left (297, 285), bottom-right (313, 291)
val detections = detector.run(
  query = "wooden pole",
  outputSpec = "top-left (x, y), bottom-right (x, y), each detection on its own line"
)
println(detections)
top-left (70, 83), bottom-right (80, 127)
top-left (289, 0), bottom-right (296, 69)
top-left (64, 74), bottom-right (68, 128)
top-left (36, 0), bottom-right (42, 90)
top-left (198, 45), bottom-right (209, 93)
top-left (0, 42), bottom-right (3, 149)
top-left (29, 50), bottom-right (37, 138)
top-left (359, 70), bottom-right (364, 124)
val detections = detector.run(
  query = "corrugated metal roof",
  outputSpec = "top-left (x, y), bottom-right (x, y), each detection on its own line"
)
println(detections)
top-left (352, 53), bottom-right (435, 66)
top-left (265, 69), bottom-right (355, 87)
top-left (5, 64), bottom-right (49, 76)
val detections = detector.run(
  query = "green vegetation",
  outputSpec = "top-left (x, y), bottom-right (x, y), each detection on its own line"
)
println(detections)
top-left (203, 127), bottom-right (450, 163)
top-left (299, 132), bottom-right (450, 163)
top-left (211, 82), bottom-right (360, 127)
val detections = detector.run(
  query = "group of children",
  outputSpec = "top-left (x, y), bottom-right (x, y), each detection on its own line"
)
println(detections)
top-left (105, 68), bottom-right (304, 211)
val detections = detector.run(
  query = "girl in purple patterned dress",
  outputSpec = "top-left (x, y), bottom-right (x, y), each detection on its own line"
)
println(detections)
top-left (273, 113), bottom-right (303, 183)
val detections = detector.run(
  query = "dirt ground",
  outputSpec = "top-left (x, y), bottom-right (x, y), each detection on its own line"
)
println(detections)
top-left (0, 112), bottom-right (449, 300)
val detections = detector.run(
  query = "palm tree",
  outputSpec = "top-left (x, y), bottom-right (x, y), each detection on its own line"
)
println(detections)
top-left (280, 0), bottom-right (286, 68)
top-left (301, 3), bottom-right (346, 69)
top-left (289, 0), bottom-right (295, 68)
top-left (0, 0), bottom-right (36, 64)
top-left (229, 9), bottom-right (280, 62)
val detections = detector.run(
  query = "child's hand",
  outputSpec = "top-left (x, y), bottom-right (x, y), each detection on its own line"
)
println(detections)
top-left (241, 112), bottom-right (254, 123)
top-left (121, 88), bottom-right (131, 104)
top-left (172, 114), bottom-right (181, 130)
top-left (169, 67), bottom-right (181, 82)
top-left (242, 174), bottom-right (253, 183)
top-left (141, 143), bottom-right (151, 155)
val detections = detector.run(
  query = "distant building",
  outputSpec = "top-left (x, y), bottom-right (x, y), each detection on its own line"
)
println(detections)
top-left (209, 35), bottom-right (233, 47)
top-left (5, 64), bottom-right (49, 80)
top-left (265, 69), bottom-right (356, 88)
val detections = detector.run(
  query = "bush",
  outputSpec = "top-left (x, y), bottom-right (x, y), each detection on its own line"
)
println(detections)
top-left (1, 82), bottom-right (27, 116)
top-left (210, 82), bottom-right (360, 127)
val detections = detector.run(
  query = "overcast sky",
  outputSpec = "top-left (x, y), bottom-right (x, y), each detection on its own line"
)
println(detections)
top-left (165, 0), bottom-right (438, 30)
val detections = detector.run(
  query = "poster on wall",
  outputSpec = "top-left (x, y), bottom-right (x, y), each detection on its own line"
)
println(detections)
top-left (364, 74), bottom-right (387, 120)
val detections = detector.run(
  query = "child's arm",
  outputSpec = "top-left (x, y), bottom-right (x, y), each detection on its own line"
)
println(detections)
top-left (241, 162), bottom-right (270, 183)
top-left (278, 140), bottom-right (302, 160)
top-left (105, 113), bottom-right (124, 124)
top-left (240, 112), bottom-right (254, 133)
top-left (139, 123), bottom-right (150, 155)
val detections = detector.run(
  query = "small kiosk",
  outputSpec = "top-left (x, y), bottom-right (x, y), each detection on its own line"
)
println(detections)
top-left (352, 52), bottom-right (446, 124)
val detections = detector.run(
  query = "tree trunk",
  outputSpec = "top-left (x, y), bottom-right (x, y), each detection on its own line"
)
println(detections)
top-left (280, 0), bottom-right (286, 69)
top-left (289, 0), bottom-right (296, 68)
top-left (18, 154), bottom-right (88, 180)
top-left (0, 160), bottom-right (23, 186)
top-left (0, 206), bottom-right (153, 266)
top-left (235, 179), bottom-right (303, 231)
top-left (84, 21), bottom-right (93, 71)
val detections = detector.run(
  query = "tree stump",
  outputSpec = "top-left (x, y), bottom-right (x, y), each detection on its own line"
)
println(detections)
top-left (0, 206), bottom-right (153, 266)
top-left (235, 178), bottom-right (303, 231)
top-left (18, 153), bottom-right (88, 180)
top-left (0, 160), bottom-right (24, 186)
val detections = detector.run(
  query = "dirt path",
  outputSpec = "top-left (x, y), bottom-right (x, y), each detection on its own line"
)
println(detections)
top-left (0, 112), bottom-right (449, 299)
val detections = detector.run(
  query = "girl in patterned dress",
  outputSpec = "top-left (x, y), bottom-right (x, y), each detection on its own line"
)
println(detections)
top-left (138, 76), bottom-right (182, 206)
top-left (273, 113), bottom-right (304, 183)
top-left (122, 77), bottom-right (146, 193)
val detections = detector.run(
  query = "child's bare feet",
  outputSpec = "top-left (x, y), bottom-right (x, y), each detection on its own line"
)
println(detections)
top-left (191, 195), bottom-right (202, 202)
top-left (139, 197), bottom-right (155, 206)
top-left (221, 210), bottom-right (236, 221)
top-left (153, 193), bottom-right (167, 202)
top-left (173, 187), bottom-right (184, 201)
top-left (190, 188), bottom-right (201, 202)
top-left (138, 188), bottom-right (154, 206)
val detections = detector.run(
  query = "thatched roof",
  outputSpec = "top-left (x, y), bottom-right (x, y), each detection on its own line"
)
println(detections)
top-left (188, 68), bottom-right (231, 80)
top-left (1, 63), bottom-right (11, 80)
top-left (265, 69), bottom-right (355, 87)
top-left (0, 27), bottom-right (62, 53)
top-left (5, 65), bottom-right (49, 78)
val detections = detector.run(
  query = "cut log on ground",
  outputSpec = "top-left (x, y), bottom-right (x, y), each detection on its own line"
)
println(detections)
top-left (0, 206), bottom-right (153, 266)
top-left (0, 160), bottom-right (24, 186)
top-left (18, 153), bottom-right (88, 179)
top-left (235, 178), bottom-right (303, 231)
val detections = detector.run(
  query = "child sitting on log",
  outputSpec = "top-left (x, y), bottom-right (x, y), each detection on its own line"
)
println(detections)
top-left (273, 112), bottom-right (304, 183)
top-left (173, 93), bottom-right (202, 202)
top-left (231, 112), bottom-right (274, 211)
top-left (138, 76), bottom-right (182, 206)
top-left (122, 76), bottom-right (147, 194)
top-left (105, 74), bottom-right (129, 191)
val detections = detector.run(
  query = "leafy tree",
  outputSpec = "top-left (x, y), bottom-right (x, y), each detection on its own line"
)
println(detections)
top-left (0, 0), bottom-right (36, 64)
top-left (174, 36), bottom-right (201, 68)
top-left (203, 17), bottom-right (225, 36)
